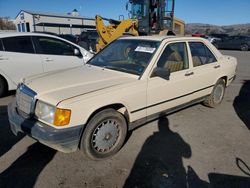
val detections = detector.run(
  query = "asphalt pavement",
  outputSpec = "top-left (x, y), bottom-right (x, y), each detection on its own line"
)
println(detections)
top-left (0, 50), bottom-right (250, 188)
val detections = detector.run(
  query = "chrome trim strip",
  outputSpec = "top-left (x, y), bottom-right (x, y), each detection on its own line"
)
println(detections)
top-left (131, 84), bottom-right (214, 114)
top-left (19, 84), bottom-right (37, 97)
top-left (18, 84), bottom-right (37, 115)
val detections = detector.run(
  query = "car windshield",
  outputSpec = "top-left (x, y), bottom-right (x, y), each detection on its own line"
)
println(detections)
top-left (131, 1), bottom-right (146, 19)
top-left (88, 39), bottom-right (160, 76)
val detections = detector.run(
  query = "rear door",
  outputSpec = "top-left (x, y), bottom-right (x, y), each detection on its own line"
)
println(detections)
top-left (0, 36), bottom-right (43, 85)
top-left (227, 36), bottom-right (239, 49)
top-left (34, 36), bottom-right (85, 72)
top-left (187, 41), bottom-right (221, 99)
top-left (218, 37), bottom-right (232, 49)
top-left (224, 37), bottom-right (237, 49)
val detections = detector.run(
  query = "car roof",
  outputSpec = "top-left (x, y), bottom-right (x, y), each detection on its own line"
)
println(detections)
top-left (0, 32), bottom-right (59, 38)
top-left (119, 35), bottom-right (223, 59)
top-left (0, 32), bottom-right (88, 51)
top-left (120, 35), bottom-right (175, 41)
top-left (119, 35), bottom-right (211, 42)
top-left (230, 35), bottom-right (250, 38)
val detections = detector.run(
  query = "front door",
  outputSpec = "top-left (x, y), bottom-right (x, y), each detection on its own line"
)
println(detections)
top-left (147, 42), bottom-right (196, 117)
top-left (34, 36), bottom-right (84, 72)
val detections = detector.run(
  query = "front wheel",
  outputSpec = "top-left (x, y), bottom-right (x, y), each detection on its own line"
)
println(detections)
top-left (80, 108), bottom-right (127, 160)
top-left (203, 79), bottom-right (226, 108)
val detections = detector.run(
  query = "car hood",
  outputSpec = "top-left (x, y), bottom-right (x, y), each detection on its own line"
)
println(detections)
top-left (23, 65), bottom-right (137, 105)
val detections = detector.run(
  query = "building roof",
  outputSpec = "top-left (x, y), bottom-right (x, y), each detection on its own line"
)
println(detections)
top-left (16, 10), bottom-right (95, 20)
top-left (174, 17), bottom-right (185, 24)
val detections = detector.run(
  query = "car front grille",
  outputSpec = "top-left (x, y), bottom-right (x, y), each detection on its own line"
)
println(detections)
top-left (16, 84), bottom-right (37, 116)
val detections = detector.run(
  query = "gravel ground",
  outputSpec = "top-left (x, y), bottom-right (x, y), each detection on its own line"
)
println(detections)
top-left (0, 50), bottom-right (249, 188)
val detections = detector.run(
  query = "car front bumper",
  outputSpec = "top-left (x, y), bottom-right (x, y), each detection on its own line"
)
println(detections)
top-left (8, 100), bottom-right (83, 153)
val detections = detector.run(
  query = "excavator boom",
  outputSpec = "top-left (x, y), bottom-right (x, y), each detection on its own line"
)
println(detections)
top-left (95, 0), bottom-right (175, 52)
top-left (95, 15), bottom-right (139, 52)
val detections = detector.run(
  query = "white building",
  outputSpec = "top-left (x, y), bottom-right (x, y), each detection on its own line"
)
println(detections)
top-left (15, 10), bottom-right (95, 35)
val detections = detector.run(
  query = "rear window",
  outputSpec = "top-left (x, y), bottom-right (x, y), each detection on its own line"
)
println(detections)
top-left (2, 36), bottom-right (35, 53)
top-left (189, 42), bottom-right (217, 67)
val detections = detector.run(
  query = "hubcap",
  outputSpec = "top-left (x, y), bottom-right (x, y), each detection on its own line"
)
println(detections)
top-left (241, 45), bottom-right (248, 51)
top-left (213, 84), bottom-right (224, 103)
top-left (91, 119), bottom-right (120, 153)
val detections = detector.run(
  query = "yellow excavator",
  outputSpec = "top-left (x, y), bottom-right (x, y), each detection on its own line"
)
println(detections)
top-left (95, 0), bottom-right (175, 52)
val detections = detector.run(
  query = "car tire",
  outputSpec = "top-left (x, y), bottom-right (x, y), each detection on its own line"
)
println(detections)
top-left (80, 108), bottom-right (127, 160)
top-left (203, 79), bottom-right (226, 108)
top-left (240, 44), bottom-right (249, 51)
top-left (0, 76), bottom-right (7, 97)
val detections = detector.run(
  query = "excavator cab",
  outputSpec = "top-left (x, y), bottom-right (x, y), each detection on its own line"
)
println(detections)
top-left (128, 0), bottom-right (175, 35)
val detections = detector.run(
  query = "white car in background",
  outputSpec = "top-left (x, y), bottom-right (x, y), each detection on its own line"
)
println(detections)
top-left (0, 32), bottom-right (93, 97)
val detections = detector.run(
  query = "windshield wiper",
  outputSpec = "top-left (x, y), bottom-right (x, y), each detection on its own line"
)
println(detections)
top-left (103, 65), bottom-right (139, 75)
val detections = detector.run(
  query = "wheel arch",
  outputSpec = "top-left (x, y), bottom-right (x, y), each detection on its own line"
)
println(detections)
top-left (240, 43), bottom-right (249, 51)
top-left (0, 69), bottom-right (17, 91)
top-left (78, 103), bottom-right (130, 149)
top-left (219, 76), bottom-right (228, 86)
top-left (85, 103), bottom-right (130, 126)
top-left (241, 43), bottom-right (249, 46)
top-left (0, 74), bottom-right (8, 91)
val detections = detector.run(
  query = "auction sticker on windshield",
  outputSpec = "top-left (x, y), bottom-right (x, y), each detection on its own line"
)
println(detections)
top-left (135, 46), bottom-right (156, 53)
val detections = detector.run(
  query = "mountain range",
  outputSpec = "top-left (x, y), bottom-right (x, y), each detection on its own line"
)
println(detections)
top-left (185, 23), bottom-right (250, 36)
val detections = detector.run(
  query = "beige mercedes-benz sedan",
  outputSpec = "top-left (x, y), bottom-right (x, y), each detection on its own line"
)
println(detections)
top-left (8, 36), bottom-right (237, 159)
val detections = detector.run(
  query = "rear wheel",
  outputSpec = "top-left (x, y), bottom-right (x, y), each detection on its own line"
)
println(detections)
top-left (203, 79), bottom-right (226, 108)
top-left (80, 108), bottom-right (127, 160)
top-left (240, 44), bottom-right (249, 51)
top-left (0, 76), bottom-right (7, 97)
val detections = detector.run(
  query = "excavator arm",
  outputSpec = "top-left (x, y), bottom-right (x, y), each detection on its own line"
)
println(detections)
top-left (95, 15), bottom-right (139, 52)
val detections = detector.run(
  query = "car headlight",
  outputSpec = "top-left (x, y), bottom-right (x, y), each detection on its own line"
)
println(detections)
top-left (35, 100), bottom-right (71, 126)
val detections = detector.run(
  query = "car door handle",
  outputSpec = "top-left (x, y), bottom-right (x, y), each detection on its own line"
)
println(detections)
top-left (214, 65), bottom-right (221, 69)
top-left (44, 58), bottom-right (53, 62)
top-left (185, 72), bottom-right (194, 76)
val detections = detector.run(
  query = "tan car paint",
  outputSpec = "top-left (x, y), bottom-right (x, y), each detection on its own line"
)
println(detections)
top-left (22, 37), bottom-right (237, 129)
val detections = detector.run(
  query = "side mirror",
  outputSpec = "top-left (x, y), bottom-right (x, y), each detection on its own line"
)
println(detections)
top-left (151, 67), bottom-right (170, 80)
top-left (74, 48), bottom-right (82, 57)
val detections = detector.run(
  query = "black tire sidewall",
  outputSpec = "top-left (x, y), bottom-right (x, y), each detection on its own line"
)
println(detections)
top-left (80, 109), bottom-right (127, 160)
top-left (0, 77), bottom-right (7, 97)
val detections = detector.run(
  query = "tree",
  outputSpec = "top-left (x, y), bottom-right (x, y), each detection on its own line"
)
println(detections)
top-left (0, 17), bottom-right (16, 30)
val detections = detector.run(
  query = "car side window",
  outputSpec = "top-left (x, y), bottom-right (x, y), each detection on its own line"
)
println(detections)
top-left (36, 37), bottom-right (75, 56)
top-left (157, 42), bottom-right (189, 73)
top-left (2, 36), bottom-right (35, 53)
top-left (189, 42), bottom-right (217, 67)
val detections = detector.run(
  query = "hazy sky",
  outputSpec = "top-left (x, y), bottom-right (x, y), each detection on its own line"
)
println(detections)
top-left (0, 0), bottom-right (249, 25)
